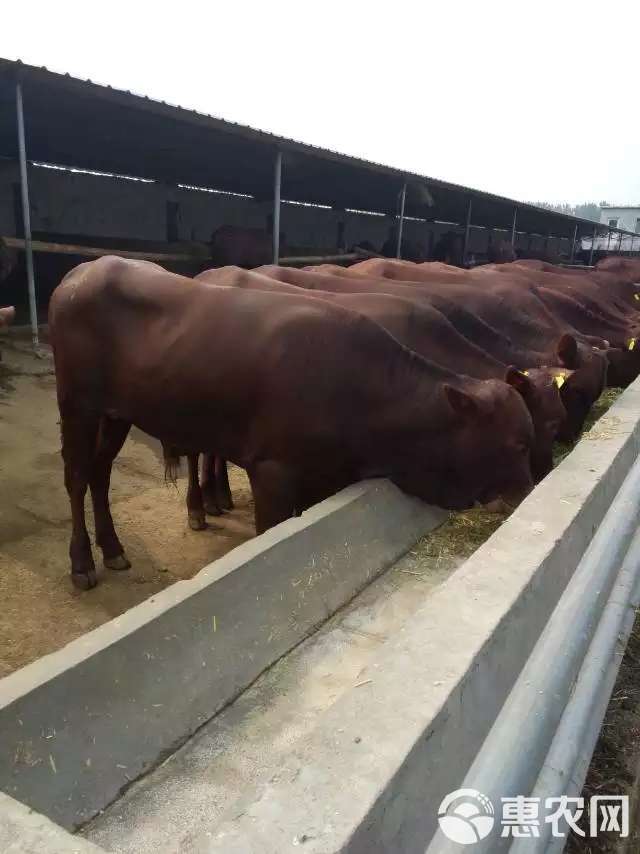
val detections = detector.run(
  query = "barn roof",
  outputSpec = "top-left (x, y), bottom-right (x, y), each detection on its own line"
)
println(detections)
top-left (0, 58), bottom-right (627, 238)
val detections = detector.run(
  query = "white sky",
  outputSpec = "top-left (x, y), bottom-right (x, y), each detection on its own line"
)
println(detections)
top-left (2, 0), bottom-right (638, 206)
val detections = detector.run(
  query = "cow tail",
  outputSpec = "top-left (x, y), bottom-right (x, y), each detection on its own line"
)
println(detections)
top-left (162, 443), bottom-right (181, 485)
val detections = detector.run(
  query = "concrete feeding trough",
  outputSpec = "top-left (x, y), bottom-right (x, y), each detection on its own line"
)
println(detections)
top-left (1, 381), bottom-right (639, 853)
top-left (200, 380), bottom-right (640, 854)
top-left (0, 479), bottom-right (445, 837)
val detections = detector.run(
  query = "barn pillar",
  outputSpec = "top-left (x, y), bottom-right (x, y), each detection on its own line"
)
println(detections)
top-left (588, 225), bottom-right (597, 265)
top-left (569, 224), bottom-right (578, 263)
top-left (462, 198), bottom-right (473, 266)
top-left (15, 78), bottom-right (38, 346)
top-left (396, 182), bottom-right (407, 259)
top-left (510, 207), bottom-right (517, 246)
top-left (272, 150), bottom-right (282, 264)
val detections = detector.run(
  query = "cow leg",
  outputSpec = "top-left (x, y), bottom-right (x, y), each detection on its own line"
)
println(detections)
top-left (61, 412), bottom-right (99, 590)
top-left (248, 460), bottom-right (297, 534)
top-left (90, 416), bottom-right (132, 570)
top-left (215, 457), bottom-right (234, 511)
top-left (200, 452), bottom-right (223, 516)
top-left (187, 455), bottom-right (207, 530)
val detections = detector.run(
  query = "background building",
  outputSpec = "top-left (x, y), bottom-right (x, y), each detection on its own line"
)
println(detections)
top-left (600, 205), bottom-right (640, 234)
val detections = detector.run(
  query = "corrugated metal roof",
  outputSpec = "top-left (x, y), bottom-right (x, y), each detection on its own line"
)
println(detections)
top-left (0, 57), bottom-right (631, 236)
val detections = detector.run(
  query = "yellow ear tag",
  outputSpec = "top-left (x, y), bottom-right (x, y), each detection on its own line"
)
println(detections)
top-left (628, 338), bottom-right (637, 351)
top-left (522, 370), bottom-right (529, 376)
top-left (634, 294), bottom-right (640, 301)
top-left (554, 374), bottom-right (566, 389)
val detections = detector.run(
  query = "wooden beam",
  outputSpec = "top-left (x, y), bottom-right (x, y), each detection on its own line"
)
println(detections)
top-left (3, 238), bottom-right (381, 268)
top-left (280, 248), bottom-right (381, 266)
top-left (2, 237), bottom-right (201, 263)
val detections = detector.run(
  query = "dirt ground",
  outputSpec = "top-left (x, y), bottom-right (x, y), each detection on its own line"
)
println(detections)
top-left (566, 612), bottom-right (640, 854)
top-left (0, 339), bottom-right (255, 676)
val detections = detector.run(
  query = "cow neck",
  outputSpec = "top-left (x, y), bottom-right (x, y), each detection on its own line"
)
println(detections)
top-left (368, 343), bottom-right (465, 444)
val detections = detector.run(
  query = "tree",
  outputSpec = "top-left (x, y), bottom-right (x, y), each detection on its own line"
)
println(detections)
top-left (574, 203), bottom-right (600, 222)
top-left (531, 201), bottom-right (601, 222)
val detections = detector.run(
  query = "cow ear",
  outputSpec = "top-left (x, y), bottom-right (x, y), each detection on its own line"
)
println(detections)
top-left (442, 383), bottom-right (478, 418)
top-left (557, 333), bottom-right (578, 369)
top-left (504, 366), bottom-right (531, 398)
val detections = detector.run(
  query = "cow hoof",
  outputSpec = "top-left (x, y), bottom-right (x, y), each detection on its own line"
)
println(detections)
top-left (72, 569), bottom-right (98, 590)
top-left (104, 553), bottom-right (131, 571)
top-left (217, 496), bottom-right (234, 512)
top-left (189, 512), bottom-right (207, 530)
top-left (204, 501), bottom-right (223, 517)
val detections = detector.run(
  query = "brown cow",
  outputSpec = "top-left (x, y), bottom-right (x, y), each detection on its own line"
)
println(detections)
top-left (210, 225), bottom-right (277, 268)
top-left (499, 262), bottom-right (635, 329)
top-left (49, 256), bottom-right (535, 589)
top-left (200, 266), bottom-right (565, 481)
top-left (345, 259), bottom-right (611, 349)
top-left (487, 240), bottom-right (517, 264)
top-left (262, 263), bottom-right (607, 441)
top-left (489, 262), bottom-right (640, 386)
top-left (0, 306), bottom-right (15, 361)
top-left (514, 258), bottom-right (640, 312)
top-left (0, 306), bottom-right (15, 327)
top-left (596, 256), bottom-right (640, 282)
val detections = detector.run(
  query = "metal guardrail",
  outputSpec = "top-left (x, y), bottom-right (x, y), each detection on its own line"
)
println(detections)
top-left (428, 454), bottom-right (640, 854)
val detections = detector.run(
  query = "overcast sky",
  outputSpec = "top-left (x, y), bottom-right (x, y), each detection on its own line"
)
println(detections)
top-left (2, 1), bottom-right (638, 206)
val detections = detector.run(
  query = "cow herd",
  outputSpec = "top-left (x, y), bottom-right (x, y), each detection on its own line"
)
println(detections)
top-left (47, 253), bottom-right (640, 589)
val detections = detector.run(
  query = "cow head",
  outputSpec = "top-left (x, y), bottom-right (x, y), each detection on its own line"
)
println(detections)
top-left (550, 333), bottom-right (607, 441)
top-left (603, 337), bottom-right (640, 388)
top-left (505, 366), bottom-right (566, 481)
top-left (393, 378), bottom-right (534, 511)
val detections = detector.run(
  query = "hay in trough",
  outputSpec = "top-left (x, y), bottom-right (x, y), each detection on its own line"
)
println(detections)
top-left (553, 387), bottom-right (623, 466)
top-left (410, 507), bottom-right (507, 574)
top-left (415, 386), bottom-right (625, 577)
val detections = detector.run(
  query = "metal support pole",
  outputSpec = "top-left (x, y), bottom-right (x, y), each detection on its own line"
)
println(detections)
top-left (15, 79), bottom-right (38, 346)
top-left (272, 150), bottom-right (282, 264)
top-left (569, 223), bottom-right (578, 263)
top-left (462, 198), bottom-right (472, 266)
top-left (510, 207), bottom-right (517, 246)
top-left (588, 225), bottom-right (597, 266)
top-left (396, 182), bottom-right (407, 259)
top-left (607, 230), bottom-right (612, 252)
